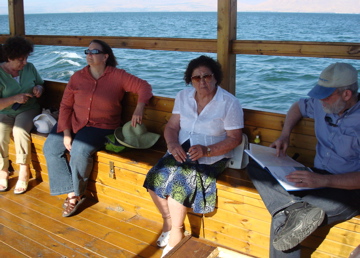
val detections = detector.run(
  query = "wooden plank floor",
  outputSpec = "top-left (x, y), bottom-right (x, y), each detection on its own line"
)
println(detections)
top-left (1, 174), bottom-right (250, 258)
top-left (0, 175), bottom-right (165, 258)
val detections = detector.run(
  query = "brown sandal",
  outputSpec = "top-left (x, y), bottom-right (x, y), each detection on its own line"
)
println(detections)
top-left (62, 195), bottom-right (86, 217)
top-left (63, 197), bottom-right (70, 209)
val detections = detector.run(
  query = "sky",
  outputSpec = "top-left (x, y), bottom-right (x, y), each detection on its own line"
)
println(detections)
top-left (1, 0), bottom-right (360, 14)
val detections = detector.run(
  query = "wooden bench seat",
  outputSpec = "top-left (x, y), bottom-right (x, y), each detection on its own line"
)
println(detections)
top-left (6, 80), bottom-right (360, 258)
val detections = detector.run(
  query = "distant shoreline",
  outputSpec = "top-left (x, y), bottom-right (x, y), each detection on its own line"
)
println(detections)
top-left (1, 11), bottom-right (360, 16)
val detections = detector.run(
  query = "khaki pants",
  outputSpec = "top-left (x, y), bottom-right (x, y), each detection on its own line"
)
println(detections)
top-left (0, 108), bottom-right (40, 171)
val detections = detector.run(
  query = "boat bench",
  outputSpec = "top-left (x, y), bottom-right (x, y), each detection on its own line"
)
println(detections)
top-left (8, 80), bottom-right (360, 258)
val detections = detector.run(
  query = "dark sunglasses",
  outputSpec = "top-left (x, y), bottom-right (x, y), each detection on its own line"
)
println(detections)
top-left (191, 74), bottom-right (213, 83)
top-left (325, 116), bottom-right (338, 127)
top-left (84, 49), bottom-right (104, 55)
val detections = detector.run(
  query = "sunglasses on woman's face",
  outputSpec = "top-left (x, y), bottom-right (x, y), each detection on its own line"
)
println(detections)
top-left (191, 74), bottom-right (213, 83)
top-left (84, 49), bottom-right (104, 55)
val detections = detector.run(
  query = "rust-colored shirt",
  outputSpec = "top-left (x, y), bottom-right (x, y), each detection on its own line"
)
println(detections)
top-left (57, 65), bottom-right (153, 133)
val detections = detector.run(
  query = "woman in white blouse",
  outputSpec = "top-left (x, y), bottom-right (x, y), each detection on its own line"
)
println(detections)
top-left (143, 55), bottom-right (244, 257)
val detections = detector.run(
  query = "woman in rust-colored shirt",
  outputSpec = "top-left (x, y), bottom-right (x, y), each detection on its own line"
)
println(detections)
top-left (43, 39), bottom-right (153, 217)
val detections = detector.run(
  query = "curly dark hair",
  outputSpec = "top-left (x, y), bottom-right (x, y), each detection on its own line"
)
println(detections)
top-left (90, 39), bottom-right (118, 67)
top-left (184, 55), bottom-right (223, 85)
top-left (2, 36), bottom-right (34, 61)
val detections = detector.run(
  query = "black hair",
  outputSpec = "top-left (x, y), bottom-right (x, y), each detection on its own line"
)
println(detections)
top-left (90, 39), bottom-right (118, 67)
top-left (2, 36), bottom-right (34, 61)
top-left (184, 55), bottom-right (223, 85)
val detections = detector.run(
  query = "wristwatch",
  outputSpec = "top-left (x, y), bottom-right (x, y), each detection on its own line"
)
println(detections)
top-left (206, 147), bottom-right (211, 157)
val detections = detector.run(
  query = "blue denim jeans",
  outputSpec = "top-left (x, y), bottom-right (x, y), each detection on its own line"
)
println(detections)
top-left (247, 160), bottom-right (360, 258)
top-left (43, 124), bottom-right (114, 196)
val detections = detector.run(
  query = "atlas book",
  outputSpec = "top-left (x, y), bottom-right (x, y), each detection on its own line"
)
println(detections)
top-left (245, 143), bottom-right (313, 191)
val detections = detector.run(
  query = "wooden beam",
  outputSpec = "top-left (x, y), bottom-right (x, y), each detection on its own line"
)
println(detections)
top-left (8, 0), bottom-right (25, 36)
top-left (217, 0), bottom-right (237, 94)
top-left (1, 34), bottom-right (358, 61)
top-left (233, 40), bottom-right (360, 59)
top-left (20, 35), bottom-right (218, 53)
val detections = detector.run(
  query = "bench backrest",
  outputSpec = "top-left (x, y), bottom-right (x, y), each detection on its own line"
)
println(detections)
top-left (40, 80), bottom-right (317, 166)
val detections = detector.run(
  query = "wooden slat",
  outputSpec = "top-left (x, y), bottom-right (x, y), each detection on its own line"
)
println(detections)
top-left (217, 0), bottom-right (237, 94)
top-left (165, 236), bottom-right (219, 258)
top-left (0, 242), bottom-right (26, 258)
top-left (0, 37), bottom-right (358, 60)
top-left (0, 225), bottom-right (60, 257)
top-left (23, 35), bottom-right (218, 53)
top-left (0, 210), bottom-right (95, 257)
top-left (0, 184), bottom-right (163, 258)
top-left (233, 40), bottom-right (360, 59)
top-left (8, 0), bottom-right (25, 36)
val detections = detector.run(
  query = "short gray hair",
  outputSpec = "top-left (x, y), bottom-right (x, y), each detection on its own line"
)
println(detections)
top-left (337, 82), bottom-right (358, 99)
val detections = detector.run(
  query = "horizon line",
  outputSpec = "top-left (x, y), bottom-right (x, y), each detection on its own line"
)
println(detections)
top-left (1, 11), bottom-right (359, 15)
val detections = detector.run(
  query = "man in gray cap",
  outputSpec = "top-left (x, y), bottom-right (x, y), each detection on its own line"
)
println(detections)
top-left (247, 62), bottom-right (360, 257)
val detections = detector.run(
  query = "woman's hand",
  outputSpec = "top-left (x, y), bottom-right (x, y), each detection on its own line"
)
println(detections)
top-left (131, 103), bottom-right (145, 127)
top-left (13, 93), bottom-right (33, 104)
top-left (63, 130), bottom-right (72, 151)
top-left (32, 85), bottom-right (43, 98)
top-left (131, 114), bottom-right (142, 127)
top-left (167, 142), bottom-right (186, 163)
top-left (188, 145), bottom-right (207, 161)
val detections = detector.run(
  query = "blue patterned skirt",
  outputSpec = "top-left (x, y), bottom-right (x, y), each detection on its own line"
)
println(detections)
top-left (143, 152), bottom-right (228, 214)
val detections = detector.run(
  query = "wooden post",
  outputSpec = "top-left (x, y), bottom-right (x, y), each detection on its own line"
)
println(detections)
top-left (8, 0), bottom-right (25, 36)
top-left (217, 0), bottom-right (237, 94)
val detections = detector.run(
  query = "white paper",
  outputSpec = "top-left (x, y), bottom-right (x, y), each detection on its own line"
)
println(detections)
top-left (245, 143), bottom-right (314, 191)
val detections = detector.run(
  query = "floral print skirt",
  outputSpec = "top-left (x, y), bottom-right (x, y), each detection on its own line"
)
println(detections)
top-left (143, 152), bottom-right (228, 214)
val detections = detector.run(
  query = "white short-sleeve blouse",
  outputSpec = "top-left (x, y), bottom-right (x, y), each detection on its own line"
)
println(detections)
top-left (172, 86), bottom-right (244, 164)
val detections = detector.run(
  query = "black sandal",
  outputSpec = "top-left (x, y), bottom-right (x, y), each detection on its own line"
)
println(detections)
top-left (62, 195), bottom-right (86, 217)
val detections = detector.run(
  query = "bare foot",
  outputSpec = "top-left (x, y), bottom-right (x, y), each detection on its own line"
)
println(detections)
top-left (14, 165), bottom-right (30, 193)
top-left (0, 170), bottom-right (9, 191)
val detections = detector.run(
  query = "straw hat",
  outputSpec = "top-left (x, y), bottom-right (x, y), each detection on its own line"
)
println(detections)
top-left (33, 113), bottom-right (57, 133)
top-left (114, 121), bottom-right (160, 149)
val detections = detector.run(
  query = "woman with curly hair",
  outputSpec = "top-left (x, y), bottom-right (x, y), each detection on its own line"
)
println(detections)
top-left (0, 36), bottom-right (44, 194)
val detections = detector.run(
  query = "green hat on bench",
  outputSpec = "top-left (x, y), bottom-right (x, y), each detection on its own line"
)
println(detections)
top-left (114, 121), bottom-right (160, 149)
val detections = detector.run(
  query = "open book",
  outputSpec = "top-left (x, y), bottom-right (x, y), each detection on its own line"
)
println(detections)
top-left (245, 143), bottom-right (314, 191)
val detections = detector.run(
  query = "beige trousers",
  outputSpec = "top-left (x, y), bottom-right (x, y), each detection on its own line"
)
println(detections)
top-left (0, 108), bottom-right (40, 171)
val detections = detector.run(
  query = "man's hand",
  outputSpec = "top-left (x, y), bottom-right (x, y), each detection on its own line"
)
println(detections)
top-left (270, 135), bottom-right (290, 157)
top-left (286, 170), bottom-right (328, 188)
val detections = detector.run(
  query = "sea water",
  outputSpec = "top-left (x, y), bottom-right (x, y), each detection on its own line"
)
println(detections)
top-left (0, 12), bottom-right (359, 113)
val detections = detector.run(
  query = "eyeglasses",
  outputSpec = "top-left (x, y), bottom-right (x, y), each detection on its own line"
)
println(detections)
top-left (325, 116), bottom-right (338, 127)
top-left (191, 74), bottom-right (213, 83)
top-left (84, 49), bottom-right (104, 55)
